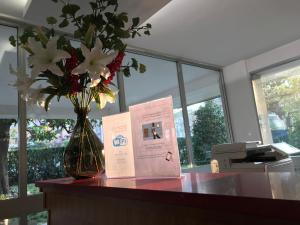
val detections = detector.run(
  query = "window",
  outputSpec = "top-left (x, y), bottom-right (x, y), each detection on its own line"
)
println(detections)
top-left (182, 64), bottom-right (230, 166)
top-left (253, 59), bottom-right (300, 147)
top-left (27, 211), bottom-right (48, 225)
top-left (0, 25), bottom-right (18, 200)
top-left (123, 53), bottom-right (188, 166)
top-left (0, 18), bottom-right (231, 222)
top-left (0, 218), bottom-right (19, 225)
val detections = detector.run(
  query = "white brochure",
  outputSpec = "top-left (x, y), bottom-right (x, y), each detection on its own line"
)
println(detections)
top-left (103, 96), bottom-right (181, 179)
top-left (103, 112), bottom-right (135, 178)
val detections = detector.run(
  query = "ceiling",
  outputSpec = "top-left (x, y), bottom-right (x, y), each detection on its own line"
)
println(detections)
top-left (126, 0), bottom-right (300, 66)
top-left (1, 0), bottom-right (300, 66)
top-left (24, 0), bottom-right (170, 29)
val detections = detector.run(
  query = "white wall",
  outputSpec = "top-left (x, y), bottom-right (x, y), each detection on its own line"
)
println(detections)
top-left (223, 61), bottom-right (261, 142)
top-left (223, 38), bottom-right (300, 143)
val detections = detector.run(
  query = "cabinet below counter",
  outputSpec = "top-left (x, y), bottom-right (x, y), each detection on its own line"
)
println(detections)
top-left (36, 172), bottom-right (300, 225)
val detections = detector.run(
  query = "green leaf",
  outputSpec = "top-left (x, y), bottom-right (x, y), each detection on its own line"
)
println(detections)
top-left (62, 4), bottom-right (80, 16)
top-left (144, 30), bottom-right (151, 35)
top-left (132, 17), bottom-right (140, 27)
top-left (123, 67), bottom-right (130, 77)
top-left (45, 94), bottom-right (55, 112)
top-left (132, 31), bottom-right (137, 39)
top-left (74, 30), bottom-right (82, 39)
top-left (139, 64), bottom-right (146, 73)
top-left (35, 27), bottom-right (48, 45)
top-left (94, 92), bottom-right (101, 108)
top-left (46, 16), bottom-right (57, 25)
top-left (40, 86), bottom-right (58, 95)
top-left (85, 24), bottom-right (96, 48)
top-left (146, 23), bottom-right (152, 29)
top-left (118, 12), bottom-right (128, 22)
top-left (131, 58), bottom-right (138, 70)
top-left (89, 2), bottom-right (97, 9)
top-left (9, 36), bottom-right (16, 47)
top-left (105, 12), bottom-right (114, 20)
top-left (19, 27), bottom-right (34, 45)
top-left (115, 28), bottom-right (130, 38)
top-left (59, 19), bottom-right (69, 28)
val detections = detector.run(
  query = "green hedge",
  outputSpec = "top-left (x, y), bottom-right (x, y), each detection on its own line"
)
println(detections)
top-left (7, 137), bottom-right (205, 186)
top-left (8, 147), bottom-right (65, 186)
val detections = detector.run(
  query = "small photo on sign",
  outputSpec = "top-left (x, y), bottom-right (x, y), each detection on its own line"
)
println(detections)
top-left (142, 122), bottom-right (163, 140)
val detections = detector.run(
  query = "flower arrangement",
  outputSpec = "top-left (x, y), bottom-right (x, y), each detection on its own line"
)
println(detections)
top-left (9, 0), bottom-right (152, 111)
top-left (8, 0), bottom-right (152, 178)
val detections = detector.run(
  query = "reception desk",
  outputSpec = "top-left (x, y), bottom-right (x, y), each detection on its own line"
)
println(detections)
top-left (36, 172), bottom-right (300, 225)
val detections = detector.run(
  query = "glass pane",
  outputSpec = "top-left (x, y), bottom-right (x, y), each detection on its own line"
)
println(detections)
top-left (0, 25), bottom-right (19, 200)
top-left (253, 59), bottom-right (300, 147)
top-left (0, 218), bottom-right (19, 225)
top-left (27, 211), bottom-right (48, 225)
top-left (182, 64), bottom-right (230, 166)
top-left (123, 53), bottom-right (188, 166)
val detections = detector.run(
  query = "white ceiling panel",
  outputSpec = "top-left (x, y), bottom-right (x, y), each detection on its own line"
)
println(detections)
top-left (126, 0), bottom-right (300, 66)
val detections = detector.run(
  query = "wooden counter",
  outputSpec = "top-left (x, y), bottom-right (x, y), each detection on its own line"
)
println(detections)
top-left (36, 172), bottom-right (300, 225)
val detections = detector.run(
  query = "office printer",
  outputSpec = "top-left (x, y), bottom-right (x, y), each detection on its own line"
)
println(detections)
top-left (211, 142), bottom-right (300, 173)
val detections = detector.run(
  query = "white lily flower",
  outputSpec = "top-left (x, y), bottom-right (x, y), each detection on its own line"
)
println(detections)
top-left (72, 38), bottom-right (117, 86)
top-left (9, 65), bottom-right (35, 93)
top-left (27, 36), bottom-right (71, 77)
top-left (99, 91), bottom-right (118, 109)
top-left (23, 86), bottom-right (45, 106)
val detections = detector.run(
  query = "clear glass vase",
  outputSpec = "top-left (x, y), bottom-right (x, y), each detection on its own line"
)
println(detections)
top-left (64, 107), bottom-right (104, 179)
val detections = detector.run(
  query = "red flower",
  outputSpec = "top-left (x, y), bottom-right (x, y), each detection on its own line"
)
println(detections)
top-left (103, 75), bottom-right (114, 86)
top-left (105, 52), bottom-right (125, 85)
top-left (65, 48), bottom-right (78, 72)
top-left (68, 74), bottom-right (81, 95)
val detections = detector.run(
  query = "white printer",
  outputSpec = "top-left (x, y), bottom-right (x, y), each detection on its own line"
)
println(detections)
top-left (211, 142), bottom-right (300, 173)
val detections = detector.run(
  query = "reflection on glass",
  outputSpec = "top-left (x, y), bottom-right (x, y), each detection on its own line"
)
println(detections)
top-left (27, 211), bottom-right (48, 225)
top-left (123, 53), bottom-right (188, 166)
top-left (173, 108), bottom-right (188, 166)
top-left (0, 218), bottom-right (19, 225)
top-left (0, 25), bottom-right (18, 200)
top-left (253, 60), bottom-right (300, 147)
top-left (182, 64), bottom-right (229, 166)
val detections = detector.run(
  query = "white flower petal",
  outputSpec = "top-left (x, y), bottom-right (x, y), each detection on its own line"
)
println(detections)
top-left (28, 38), bottom-right (43, 53)
top-left (74, 40), bottom-right (118, 86)
top-left (99, 93), bottom-right (107, 109)
top-left (46, 36), bottom-right (59, 50)
top-left (81, 43), bottom-right (90, 58)
top-left (72, 63), bottom-right (87, 75)
top-left (31, 64), bottom-right (48, 78)
top-left (99, 68), bottom-right (110, 78)
top-left (47, 64), bottom-right (64, 76)
top-left (52, 50), bottom-right (71, 62)
top-left (31, 67), bottom-right (42, 78)
top-left (94, 38), bottom-right (103, 50)
top-left (90, 78), bottom-right (101, 87)
top-left (27, 36), bottom-right (70, 77)
top-left (99, 53), bottom-right (116, 66)
top-left (106, 94), bottom-right (115, 104)
top-left (99, 92), bottom-right (116, 109)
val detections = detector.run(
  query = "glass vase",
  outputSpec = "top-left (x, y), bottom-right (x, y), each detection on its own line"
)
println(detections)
top-left (64, 107), bottom-right (104, 179)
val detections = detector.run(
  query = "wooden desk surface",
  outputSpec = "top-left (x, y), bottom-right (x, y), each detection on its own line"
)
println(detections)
top-left (36, 172), bottom-right (300, 222)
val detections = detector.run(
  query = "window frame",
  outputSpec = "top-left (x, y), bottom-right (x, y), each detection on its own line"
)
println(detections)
top-left (251, 58), bottom-right (300, 145)
top-left (0, 15), bottom-right (233, 225)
